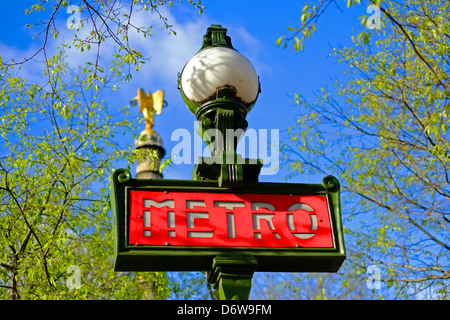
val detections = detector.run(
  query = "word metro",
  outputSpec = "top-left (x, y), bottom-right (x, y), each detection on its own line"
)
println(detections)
top-left (129, 190), bottom-right (335, 248)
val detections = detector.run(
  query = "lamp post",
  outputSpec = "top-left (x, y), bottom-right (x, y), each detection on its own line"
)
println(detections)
top-left (178, 24), bottom-right (262, 187)
top-left (178, 24), bottom-right (265, 299)
top-left (109, 24), bottom-right (345, 302)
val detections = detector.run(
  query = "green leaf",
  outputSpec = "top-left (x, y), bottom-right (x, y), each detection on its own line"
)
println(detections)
top-left (301, 13), bottom-right (307, 24)
top-left (293, 36), bottom-right (300, 52)
top-left (363, 32), bottom-right (370, 44)
top-left (275, 36), bottom-right (285, 47)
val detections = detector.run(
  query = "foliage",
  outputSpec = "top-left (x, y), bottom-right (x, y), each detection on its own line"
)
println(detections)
top-left (1, 0), bottom-right (204, 92)
top-left (251, 272), bottom-right (375, 300)
top-left (0, 48), bottom-right (170, 299)
top-left (166, 272), bottom-right (213, 300)
top-left (0, 0), bottom-right (207, 300)
top-left (280, 0), bottom-right (449, 298)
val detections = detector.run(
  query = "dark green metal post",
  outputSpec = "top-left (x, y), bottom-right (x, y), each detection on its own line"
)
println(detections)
top-left (207, 256), bottom-right (258, 300)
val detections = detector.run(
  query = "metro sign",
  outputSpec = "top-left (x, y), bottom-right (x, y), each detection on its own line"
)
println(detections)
top-left (110, 169), bottom-right (346, 272)
top-left (129, 191), bottom-right (333, 248)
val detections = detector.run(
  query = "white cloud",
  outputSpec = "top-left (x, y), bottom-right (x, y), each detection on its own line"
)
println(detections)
top-left (0, 41), bottom-right (50, 88)
top-left (225, 26), bottom-right (272, 78)
top-left (2, 4), bottom-right (267, 100)
top-left (1, 4), bottom-right (273, 180)
top-left (1, 4), bottom-right (268, 148)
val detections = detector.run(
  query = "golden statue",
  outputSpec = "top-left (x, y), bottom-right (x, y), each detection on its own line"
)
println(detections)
top-left (130, 88), bottom-right (166, 134)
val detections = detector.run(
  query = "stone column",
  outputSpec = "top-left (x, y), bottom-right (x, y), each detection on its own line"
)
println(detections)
top-left (134, 130), bottom-right (165, 180)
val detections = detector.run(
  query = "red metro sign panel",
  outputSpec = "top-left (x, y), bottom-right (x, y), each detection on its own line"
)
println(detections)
top-left (110, 169), bottom-right (345, 272)
top-left (129, 190), bottom-right (334, 249)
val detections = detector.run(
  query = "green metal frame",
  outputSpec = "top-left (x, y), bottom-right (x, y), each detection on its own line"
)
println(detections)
top-left (110, 169), bottom-right (346, 275)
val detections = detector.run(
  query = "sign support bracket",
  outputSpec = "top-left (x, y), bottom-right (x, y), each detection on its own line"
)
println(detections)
top-left (207, 256), bottom-right (258, 300)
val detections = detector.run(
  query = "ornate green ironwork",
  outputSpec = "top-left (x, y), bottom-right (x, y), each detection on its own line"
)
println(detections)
top-left (178, 25), bottom-right (262, 188)
top-left (193, 97), bottom-right (262, 187)
top-left (200, 24), bottom-right (234, 50)
top-left (207, 256), bottom-right (258, 300)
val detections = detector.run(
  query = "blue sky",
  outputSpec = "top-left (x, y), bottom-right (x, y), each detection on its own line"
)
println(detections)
top-left (0, 1), bottom-right (366, 182)
top-left (0, 1), bottom-right (398, 299)
top-left (2, 2), bottom-right (448, 300)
